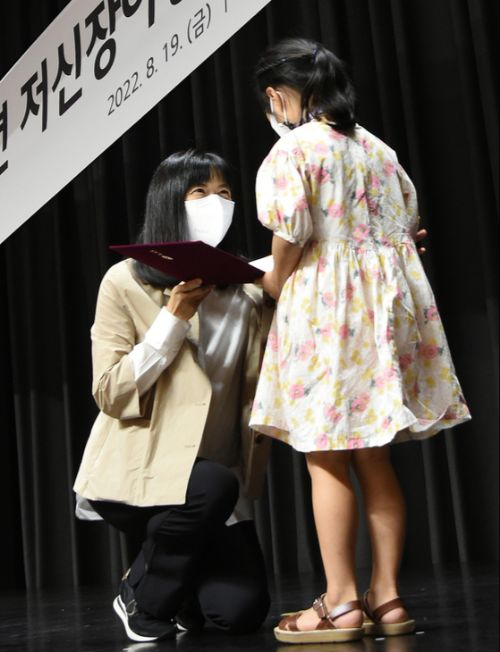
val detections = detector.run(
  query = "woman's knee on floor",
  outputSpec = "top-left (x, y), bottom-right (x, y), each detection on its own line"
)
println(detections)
top-left (199, 580), bottom-right (270, 634)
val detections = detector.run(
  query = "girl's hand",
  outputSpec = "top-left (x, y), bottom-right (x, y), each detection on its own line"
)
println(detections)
top-left (166, 279), bottom-right (214, 321)
top-left (415, 228), bottom-right (427, 255)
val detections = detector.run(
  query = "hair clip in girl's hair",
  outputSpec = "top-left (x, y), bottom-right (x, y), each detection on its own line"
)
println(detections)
top-left (257, 51), bottom-right (319, 76)
top-left (256, 57), bottom-right (288, 75)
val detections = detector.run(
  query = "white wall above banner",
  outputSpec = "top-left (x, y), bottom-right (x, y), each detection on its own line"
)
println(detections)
top-left (0, 0), bottom-right (271, 244)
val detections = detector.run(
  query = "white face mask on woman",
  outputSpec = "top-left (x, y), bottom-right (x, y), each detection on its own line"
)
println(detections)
top-left (185, 194), bottom-right (235, 247)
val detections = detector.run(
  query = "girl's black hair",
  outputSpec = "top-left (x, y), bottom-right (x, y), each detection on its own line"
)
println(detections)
top-left (134, 149), bottom-right (232, 288)
top-left (254, 37), bottom-right (356, 134)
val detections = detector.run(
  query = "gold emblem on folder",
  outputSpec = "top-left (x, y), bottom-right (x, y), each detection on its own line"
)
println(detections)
top-left (151, 249), bottom-right (174, 261)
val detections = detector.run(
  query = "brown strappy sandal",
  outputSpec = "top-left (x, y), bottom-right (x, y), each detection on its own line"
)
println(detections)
top-left (362, 589), bottom-right (415, 636)
top-left (274, 594), bottom-right (364, 644)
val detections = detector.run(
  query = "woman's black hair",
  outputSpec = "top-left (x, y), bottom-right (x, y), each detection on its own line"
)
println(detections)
top-left (134, 149), bottom-right (232, 288)
top-left (254, 37), bottom-right (356, 134)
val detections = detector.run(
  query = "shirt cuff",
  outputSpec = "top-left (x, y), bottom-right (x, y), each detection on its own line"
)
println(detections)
top-left (144, 308), bottom-right (191, 355)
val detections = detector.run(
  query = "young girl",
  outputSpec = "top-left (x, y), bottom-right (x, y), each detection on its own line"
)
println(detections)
top-left (73, 150), bottom-right (271, 643)
top-left (249, 37), bottom-right (471, 644)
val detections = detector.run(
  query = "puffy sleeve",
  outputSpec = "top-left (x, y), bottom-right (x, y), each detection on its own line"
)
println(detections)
top-left (256, 138), bottom-right (313, 247)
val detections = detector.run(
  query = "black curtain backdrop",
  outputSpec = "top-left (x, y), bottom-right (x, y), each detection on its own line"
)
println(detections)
top-left (0, 0), bottom-right (497, 590)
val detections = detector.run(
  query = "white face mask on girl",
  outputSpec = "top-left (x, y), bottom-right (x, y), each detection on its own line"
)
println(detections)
top-left (185, 194), bottom-right (235, 248)
top-left (269, 112), bottom-right (292, 138)
top-left (268, 92), bottom-right (294, 138)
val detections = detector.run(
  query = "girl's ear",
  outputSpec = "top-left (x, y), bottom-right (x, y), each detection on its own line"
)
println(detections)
top-left (265, 86), bottom-right (278, 101)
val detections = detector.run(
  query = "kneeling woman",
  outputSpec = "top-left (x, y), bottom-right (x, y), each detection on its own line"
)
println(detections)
top-left (73, 150), bottom-right (271, 643)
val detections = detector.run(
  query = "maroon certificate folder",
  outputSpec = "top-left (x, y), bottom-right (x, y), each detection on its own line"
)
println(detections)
top-left (110, 241), bottom-right (264, 285)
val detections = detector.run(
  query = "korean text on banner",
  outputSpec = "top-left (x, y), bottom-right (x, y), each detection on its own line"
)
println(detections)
top-left (0, 0), bottom-right (272, 244)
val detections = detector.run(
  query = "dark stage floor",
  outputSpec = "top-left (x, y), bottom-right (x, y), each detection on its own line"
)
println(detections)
top-left (1, 564), bottom-right (497, 652)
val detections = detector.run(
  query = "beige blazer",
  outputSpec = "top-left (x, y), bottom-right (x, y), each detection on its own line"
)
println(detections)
top-left (73, 259), bottom-right (272, 506)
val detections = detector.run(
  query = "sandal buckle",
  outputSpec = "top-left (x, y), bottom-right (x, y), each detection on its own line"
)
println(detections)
top-left (312, 594), bottom-right (328, 619)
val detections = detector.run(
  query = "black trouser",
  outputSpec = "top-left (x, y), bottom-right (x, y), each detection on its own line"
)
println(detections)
top-left (90, 459), bottom-right (270, 633)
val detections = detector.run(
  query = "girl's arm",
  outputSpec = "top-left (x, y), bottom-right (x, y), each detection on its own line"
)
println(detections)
top-left (261, 234), bottom-right (303, 300)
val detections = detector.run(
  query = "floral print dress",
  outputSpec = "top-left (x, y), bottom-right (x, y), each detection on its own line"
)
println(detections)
top-left (249, 120), bottom-right (471, 452)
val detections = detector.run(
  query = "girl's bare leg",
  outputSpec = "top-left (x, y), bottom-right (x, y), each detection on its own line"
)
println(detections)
top-left (294, 450), bottom-right (363, 631)
top-left (352, 446), bottom-right (408, 623)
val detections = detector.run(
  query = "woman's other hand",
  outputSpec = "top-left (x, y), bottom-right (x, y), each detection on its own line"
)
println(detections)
top-left (166, 279), bottom-right (214, 321)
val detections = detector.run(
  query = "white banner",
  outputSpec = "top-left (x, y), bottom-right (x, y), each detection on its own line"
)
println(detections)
top-left (0, 0), bottom-right (271, 244)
